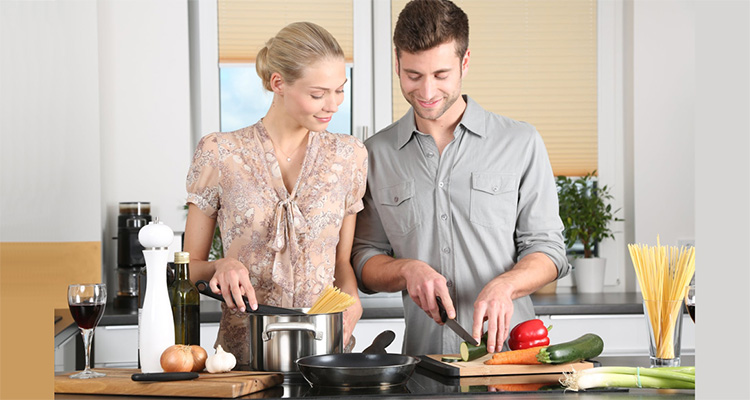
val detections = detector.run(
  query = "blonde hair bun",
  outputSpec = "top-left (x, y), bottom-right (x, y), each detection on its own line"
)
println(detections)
top-left (256, 22), bottom-right (344, 92)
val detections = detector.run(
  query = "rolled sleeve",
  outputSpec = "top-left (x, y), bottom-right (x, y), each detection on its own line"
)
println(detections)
top-left (352, 185), bottom-right (393, 293)
top-left (514, 132), bottom-right (569, 278)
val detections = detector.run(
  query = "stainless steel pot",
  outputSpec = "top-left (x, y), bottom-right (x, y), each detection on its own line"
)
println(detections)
top-left (250, 310), bottom-right (343, 372)
top-left (195, 280), bottom-right (343, 373)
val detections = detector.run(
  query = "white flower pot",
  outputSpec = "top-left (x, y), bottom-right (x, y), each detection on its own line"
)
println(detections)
top-left (572, 257), bottom-right (606, 293)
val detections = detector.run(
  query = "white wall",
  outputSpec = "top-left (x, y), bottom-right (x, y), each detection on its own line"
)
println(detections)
top-left (0, 0), bottom-right (101, 242)
top-left (98, 0), bottom-right (193, 295)
top-left (632, 0), bottom-right (695, 249)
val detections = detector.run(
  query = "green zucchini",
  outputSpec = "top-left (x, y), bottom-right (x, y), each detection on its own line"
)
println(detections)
top-left (441, 356), bottom-right (462, 363)
top-left (459, 333), bottom-right (488, 362)
top-left (536, 333), bottom-right (604, 364)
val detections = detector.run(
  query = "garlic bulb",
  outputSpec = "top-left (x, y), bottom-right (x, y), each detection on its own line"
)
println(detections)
top-left (205, 345), bottom-right (237, 373)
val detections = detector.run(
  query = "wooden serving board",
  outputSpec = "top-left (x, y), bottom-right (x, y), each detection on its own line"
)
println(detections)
top-left (54, 368), bottom-right (284, 398)
top-left (419, 353), bottom-right (596, 377)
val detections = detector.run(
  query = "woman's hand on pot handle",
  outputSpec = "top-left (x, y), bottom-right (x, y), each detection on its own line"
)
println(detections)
top-left (209, 257), bottom-right (257, 312)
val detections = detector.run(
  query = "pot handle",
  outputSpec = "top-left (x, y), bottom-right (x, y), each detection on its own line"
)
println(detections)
top-left (262, 322), bottom-right (323, 341)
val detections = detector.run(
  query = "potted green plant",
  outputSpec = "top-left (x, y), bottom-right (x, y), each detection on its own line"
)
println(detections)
top-left (556, 171), bottom-right (621, 293)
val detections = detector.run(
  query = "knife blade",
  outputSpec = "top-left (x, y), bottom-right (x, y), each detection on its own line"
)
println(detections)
top-left (131, 372), bottom-right (200, 382)
top-left (436, 296), bottom-right (480, 346)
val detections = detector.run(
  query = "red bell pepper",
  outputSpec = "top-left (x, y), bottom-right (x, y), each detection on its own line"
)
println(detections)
top-left (508, 319), bottom-right (552, 350)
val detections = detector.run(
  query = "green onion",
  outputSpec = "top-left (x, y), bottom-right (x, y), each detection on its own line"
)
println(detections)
top-left (561, 366), bottom-right (695, 391)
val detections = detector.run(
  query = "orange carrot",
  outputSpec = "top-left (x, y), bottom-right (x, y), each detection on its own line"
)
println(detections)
top-left (484, 346), bottom-right (544, 365)
top-left (489, 383), bottom-right (547, 392)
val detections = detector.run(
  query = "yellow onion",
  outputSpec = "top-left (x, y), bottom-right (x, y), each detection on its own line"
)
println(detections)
top-left (160, 345), bottom-right (208, 372)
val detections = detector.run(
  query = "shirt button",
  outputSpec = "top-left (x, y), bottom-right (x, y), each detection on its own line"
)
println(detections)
top-left (440, 214), bottom-right (448, 221)
top-left (442, 247), bottom-right (451, 254)
top-left (394, 197), bottom-right (399, 202)
top-left (447, 280), bottom-right (454, 288)
top-left (438, 182), bottom-right (444, 188)
top-left (492, 186), bottom-right (499, 192)
top-left (426, 152), bottom-right (435, 158)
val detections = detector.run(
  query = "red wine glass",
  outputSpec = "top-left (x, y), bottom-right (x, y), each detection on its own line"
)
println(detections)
top-left (685, 284), bottom-right (695, 322)
top-left (67, 283), bottom-right (107, 379)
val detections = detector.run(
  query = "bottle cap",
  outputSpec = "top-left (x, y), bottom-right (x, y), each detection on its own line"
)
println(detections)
top-left (174, 251), bottom-right (190, 264)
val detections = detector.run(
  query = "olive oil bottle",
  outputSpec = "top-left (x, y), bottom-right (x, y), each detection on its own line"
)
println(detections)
top-left (169, 251), bottom-right (200, 345)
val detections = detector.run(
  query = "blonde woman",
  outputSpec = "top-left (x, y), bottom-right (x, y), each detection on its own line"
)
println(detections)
top-left (184, 22), bottom-right (367, 366)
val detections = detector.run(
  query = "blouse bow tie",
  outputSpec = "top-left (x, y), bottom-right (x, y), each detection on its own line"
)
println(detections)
top-left (268, 197), bottom-right (308, 253)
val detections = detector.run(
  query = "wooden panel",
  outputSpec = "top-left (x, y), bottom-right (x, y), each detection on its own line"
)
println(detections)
top-left (1, 241), bottom-right (101, 399)
top-left (54, 368), bottom-right (284, 398)
top-left (0, 242), bottom-right (101, 309)
top-left (420, 354), bottom-right (595, 377)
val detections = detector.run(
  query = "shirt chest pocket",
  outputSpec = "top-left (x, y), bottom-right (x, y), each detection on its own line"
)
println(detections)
top-left (470, 172), bottom-right (518, 229)
top-left (376, 180), bottom-right (420, 237)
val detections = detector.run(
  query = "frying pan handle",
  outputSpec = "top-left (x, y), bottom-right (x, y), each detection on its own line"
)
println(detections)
top-left (262, 322), bottom-right (323, 341)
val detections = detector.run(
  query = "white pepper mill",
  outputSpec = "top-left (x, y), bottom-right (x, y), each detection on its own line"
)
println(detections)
top-left (137, 217), bottom-right (175, 372)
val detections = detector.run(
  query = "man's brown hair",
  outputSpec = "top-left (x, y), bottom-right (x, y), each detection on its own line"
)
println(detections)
top-left (393, 0), bottom-right (469, 60)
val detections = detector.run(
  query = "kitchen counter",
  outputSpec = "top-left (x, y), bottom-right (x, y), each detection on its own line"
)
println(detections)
top-left (56, 293), bottom-right (694, 399)
top-left (55, 355), bottom-right (695, 399)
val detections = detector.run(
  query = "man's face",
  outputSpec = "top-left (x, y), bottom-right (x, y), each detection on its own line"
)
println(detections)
top-left (396, 41), bottom-right (469, 123)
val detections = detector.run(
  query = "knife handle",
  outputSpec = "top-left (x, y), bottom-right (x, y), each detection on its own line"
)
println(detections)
top-left (131, 372), bottom-right (199, 382)
top-left (436, 296), bottom-right (448, 323)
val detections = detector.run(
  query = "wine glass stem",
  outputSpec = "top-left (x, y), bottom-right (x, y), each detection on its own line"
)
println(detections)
top-left (80, 328), bottom-right (94, 372)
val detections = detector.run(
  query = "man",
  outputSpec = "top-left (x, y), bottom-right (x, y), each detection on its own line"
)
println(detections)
top-left (351, 0), bottom-right (569, 356)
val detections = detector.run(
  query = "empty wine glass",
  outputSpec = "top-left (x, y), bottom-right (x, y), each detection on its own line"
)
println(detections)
top-left (685, 284), bottom-right (695, 323)
top-left (68, 283), bottom-right (107, 379)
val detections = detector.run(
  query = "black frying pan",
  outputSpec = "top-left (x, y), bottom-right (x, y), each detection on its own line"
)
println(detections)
top-left (195, 280), bottom-right (303, 315)
top-left (295, 330), bottom-right (420, 389)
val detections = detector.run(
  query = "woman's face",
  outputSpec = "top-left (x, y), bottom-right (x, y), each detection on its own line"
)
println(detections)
top-left (279, 58), bottom-right (347, 133)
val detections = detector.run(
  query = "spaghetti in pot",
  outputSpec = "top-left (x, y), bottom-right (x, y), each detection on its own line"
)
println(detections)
top-left (628, 237), bottom-right (695, 359)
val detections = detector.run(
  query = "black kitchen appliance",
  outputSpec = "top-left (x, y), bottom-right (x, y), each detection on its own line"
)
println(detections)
top-left (114, 201), bottom-right (151, 310)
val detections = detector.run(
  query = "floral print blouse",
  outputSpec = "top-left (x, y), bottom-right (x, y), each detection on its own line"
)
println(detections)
top-left (186, 121), bottom-right (367, 365)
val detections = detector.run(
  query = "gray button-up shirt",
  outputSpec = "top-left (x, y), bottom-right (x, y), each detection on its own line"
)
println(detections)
top-left (352, 96), bottom-right (568, 356)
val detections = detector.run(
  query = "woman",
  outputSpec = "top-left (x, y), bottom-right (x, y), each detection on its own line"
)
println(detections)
top-left (184, 22), bottom-right (367, 366)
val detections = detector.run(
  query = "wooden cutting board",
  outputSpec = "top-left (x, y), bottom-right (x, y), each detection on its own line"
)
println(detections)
top-left (419, 353), bottom-right (597, 377)
top-left (54, 368), bottom-right (284, 398)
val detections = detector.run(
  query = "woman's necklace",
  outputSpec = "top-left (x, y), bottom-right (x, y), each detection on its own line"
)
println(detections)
top-left (269, 130), bottom-right (309, 162)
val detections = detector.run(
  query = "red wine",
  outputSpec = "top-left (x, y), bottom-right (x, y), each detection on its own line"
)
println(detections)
top-left (687, 305), bottom-right (695, 322)
top-left (69, 303), bottom-right (105, 329)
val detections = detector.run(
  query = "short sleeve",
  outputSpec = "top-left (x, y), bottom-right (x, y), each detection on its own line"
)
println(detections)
top-left (185, 133), bottom-right (221, 218)
top-left (345, 137), bottom-right (368, 215)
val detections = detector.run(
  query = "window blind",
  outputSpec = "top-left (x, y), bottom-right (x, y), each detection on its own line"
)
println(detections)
top-left (218, 0), bottom-right (353, 63)
top-left (391, 0), bottom-right (597, 177)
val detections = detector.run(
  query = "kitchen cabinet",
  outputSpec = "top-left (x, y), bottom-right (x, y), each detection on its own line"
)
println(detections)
top-left (54, 332), bottom-right (77, 372)
top-left (536, 314), bottom-right (695, 357)
top-left (93, 323), bottom-right (220, 368)
top-left (351, 318), bottom-right (405, 353)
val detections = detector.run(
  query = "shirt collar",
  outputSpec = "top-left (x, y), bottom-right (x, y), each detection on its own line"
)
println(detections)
top-left (396, 95), bottom-right (486, 150)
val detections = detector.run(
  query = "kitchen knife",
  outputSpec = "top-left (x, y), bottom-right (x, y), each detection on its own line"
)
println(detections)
top-left (436, 296), bottom-right (480, 346)
top-left (131, 372), bottom-right (199, 382)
